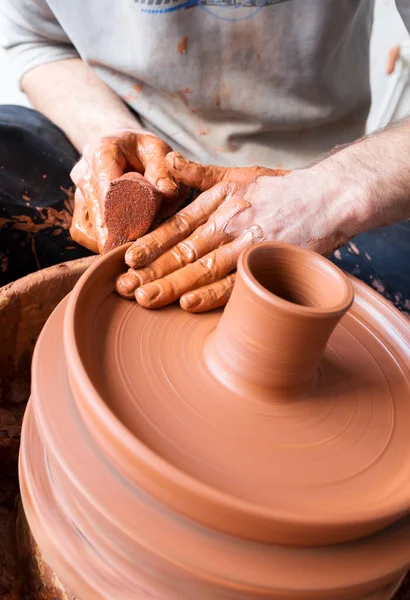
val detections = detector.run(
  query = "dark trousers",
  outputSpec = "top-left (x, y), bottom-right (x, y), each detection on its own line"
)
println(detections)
top-left (0, 105), bottom-right (92, 288)
top-left (0, 105), bottom-right (409, 316)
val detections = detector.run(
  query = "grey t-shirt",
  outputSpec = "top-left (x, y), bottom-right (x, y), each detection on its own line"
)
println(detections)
top-left (0, 0), bottom-right (409, 168)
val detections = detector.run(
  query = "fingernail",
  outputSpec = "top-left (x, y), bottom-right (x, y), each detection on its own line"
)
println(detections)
top-left (180, 293), bottom-right (202, 311)
top-left (135, 284), bottom-right (162, 307)
top-left (169, 152), bottom-right (185, 171)
top-left (115, 271), bottom-right (139, 299)
top-left (156, 177), bottom-right (178, 196)
top-left (125, 245), bottom-right (150, 268)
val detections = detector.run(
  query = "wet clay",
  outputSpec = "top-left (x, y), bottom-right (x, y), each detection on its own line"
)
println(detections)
top-left (20, 243), bottom-right (410, 599)
top-left (387, 45), bottom-right (400, 75)
top-left (103, 172), bottom-right (162, 253)
top-left (178, 35), bottom-right (189, 54)
top-left (70, 131), bottom-right (181, 254)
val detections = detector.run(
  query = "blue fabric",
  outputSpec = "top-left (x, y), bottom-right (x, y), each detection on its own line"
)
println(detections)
top-left (330, 220), bottom-right (410, 315)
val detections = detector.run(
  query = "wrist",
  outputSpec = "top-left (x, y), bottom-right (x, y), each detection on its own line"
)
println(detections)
top-left (84, 121), bottom-right (146, 150)
top-left (314, 150), bottom-right (377, 238)
top-left (321, 121), bottom-right (410, 234)
top-left (296, 160), bottom-right (366, 252)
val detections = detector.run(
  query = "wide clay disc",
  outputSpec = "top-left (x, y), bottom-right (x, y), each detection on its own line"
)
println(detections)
top-left (23, 298), bottom-right (410, 600)
top-left (63, 245), bottom-right (410, 546)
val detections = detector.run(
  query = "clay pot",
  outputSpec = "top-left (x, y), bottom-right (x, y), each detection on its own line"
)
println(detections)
top-left (0, 257), bottom-right (95, 407)
top-left (19, 242), bottom-right (410, 599)
top-left (0, 257), bottom-right (95, 599)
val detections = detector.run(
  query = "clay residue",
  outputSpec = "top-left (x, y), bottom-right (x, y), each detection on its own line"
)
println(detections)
top-left (0, 408), bottom-right (22, 474)
top-left (370, 276), bottom-right (386, 294)
top-left (177, 86), bottom-right (194, 107)
top-left (0, 407), bottom-right (23, 599)
top-left (1, 206), bottom-right (72, 235)
top-left (387, 45), bottom-right (400, 75)
top-left (124, 83), bottom-right (143, 103)
top-left (0, 185), bottom-right (73, 236)
top-left (0, 498), bottom-right (21, 600)
top-left (348, 241), bottom-right (360, 256)
top-left (178, 36), bottom-right (189, 54)
top-left (1, 253), bottom-right (8, 273)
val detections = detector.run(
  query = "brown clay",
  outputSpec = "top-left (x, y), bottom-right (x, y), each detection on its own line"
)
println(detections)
top-left (0, 256), bottom-right (95, 407)
top-left (0, 257), bottom-right (95, 599)
top-left (17, 508), bottom-right (76, 600)
top-left (70, 132), bottom-right (185, 254)
top-left (20, 242), bottom-right (410, 599)
top-left (387, 45), bottom-right (400, 75)
top-left (0, 407), bottom-right (23, 474)
top-left (178, 35), bottom-right (189, 53)
top-left (103, 172), bottom-right (162, 253)
top-left (0, 476), bottom-right (20, 600)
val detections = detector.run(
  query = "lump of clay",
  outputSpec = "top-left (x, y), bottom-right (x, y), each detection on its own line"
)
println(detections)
top-left (103, 172), bottom-right (162, 253)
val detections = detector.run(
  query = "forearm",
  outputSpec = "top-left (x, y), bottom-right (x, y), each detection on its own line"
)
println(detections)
top-left (22, 58), bottom-right (141, 151)
top-left (318, 118), bottom-right (410, 239)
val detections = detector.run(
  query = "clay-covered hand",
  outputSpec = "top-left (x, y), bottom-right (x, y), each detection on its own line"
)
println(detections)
top-left (70, 130), bottom-right (187, 254)
top-left (116, 152), bottom-right (352, 312)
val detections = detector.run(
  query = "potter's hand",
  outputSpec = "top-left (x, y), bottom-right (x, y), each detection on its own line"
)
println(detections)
top-left (116, 153), bottom-right (293, 310)
top-left (116, 151), bottom-right (369, 312)
top-left (70, 130), bottom-right (187, 254)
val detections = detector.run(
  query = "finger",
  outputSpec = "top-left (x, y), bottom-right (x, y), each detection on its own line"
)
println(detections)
top-left (69, 189), bottom-right (99, 253)
top-left (125, 182), bottom-right (229, 269)
top-left (72, 140), bottom-right (127, 253)
top-left (70, 159), bottom-right (87, 186)
top-left (76, 173), bottom-right (106, 252)
top-left (180, 272), bottom-right (236, 313)
top-left (166, 152), bottom-right (289, 192)
top-left (91, 141), bottom-right (125, 202)
top-left (135, 225), bottom-right (263, 309)
top-left (136, 135), bottom-right (179, 200)
top-left (127, 197), bottom-right (249, 288)
top-left (166, 152), bottom-right (231, 191)
top-left (115, 269), bottom-right (140, 299)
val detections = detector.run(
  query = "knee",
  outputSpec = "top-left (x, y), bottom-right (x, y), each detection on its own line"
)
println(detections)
top-left (0, 105), bottom-right (78, 164)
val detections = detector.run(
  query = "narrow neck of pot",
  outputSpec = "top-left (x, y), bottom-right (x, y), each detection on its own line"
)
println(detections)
top-left (206, 243), bottom-right (354, 397)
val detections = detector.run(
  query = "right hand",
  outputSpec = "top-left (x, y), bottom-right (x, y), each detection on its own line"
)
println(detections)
top-left (70, 130), bottom-right (187, 254)
top-left (116, 153), bottom-right (291, 310)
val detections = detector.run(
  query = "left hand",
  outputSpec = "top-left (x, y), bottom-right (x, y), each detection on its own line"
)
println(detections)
top-left (70, 130), bottom-right (188, 254)
top-left (116, 152), bottom-right (356, 312)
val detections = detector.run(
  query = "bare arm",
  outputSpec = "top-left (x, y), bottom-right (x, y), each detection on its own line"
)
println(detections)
top-left (326, 118), bottom-right (410, 233)
top-left (22, 58), bottom-right (141, 152)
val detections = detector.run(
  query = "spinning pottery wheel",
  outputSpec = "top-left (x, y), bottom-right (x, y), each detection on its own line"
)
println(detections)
top-left (19, 242), bottom-right (410, 600)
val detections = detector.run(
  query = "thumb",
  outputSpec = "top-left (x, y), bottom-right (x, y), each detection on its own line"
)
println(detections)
top-left (70, 189), bottom-right (99, 254)
top-left (138, 135), bottom-right (179, 201)
top-left (166, 152), bottom-right (231, 192)
top-left (166, 152), bottom-right (290, 192)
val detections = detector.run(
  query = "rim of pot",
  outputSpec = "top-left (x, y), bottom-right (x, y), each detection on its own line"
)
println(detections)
top-left (238, 242), bottom-right (354, 318)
